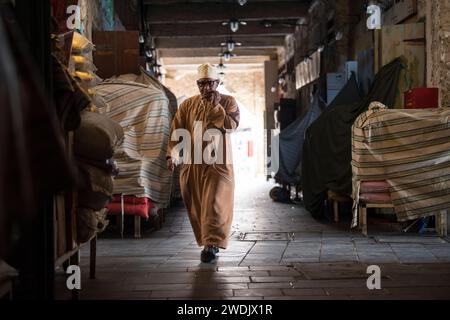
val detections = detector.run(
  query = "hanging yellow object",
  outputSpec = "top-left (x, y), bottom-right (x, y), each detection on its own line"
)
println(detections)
top-left (72, 55), bottom-right (87, 65)
top-left (72, 32), bottom-right (93, 52)
top-left (73, 71), bottom-right (94, 81)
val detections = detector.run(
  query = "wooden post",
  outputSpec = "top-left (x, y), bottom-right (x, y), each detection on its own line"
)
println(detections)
top-left (358, 204), bottom-right (363, 231)
top-left (134, 216), bottom-right (141, 239)
top-left (333, 201), bottom-right (339, 223)
top-left (120, 194), bottom-right (125, 239)
top-left (70, 251), bottom-right (80, 300)
top-left (437, 211), bottom-right (448, 237)
top-left (447, 211), bottom-right (450, 237)
top-left (361, 206), bottom-right (368, 237)
top-left (374, 29), bottom-right (381, 74)
top-left (89, 236), bottom-right (96, 279)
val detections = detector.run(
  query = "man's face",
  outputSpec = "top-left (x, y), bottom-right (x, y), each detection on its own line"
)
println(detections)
top-left (197, 78), bottom-right (219, 98)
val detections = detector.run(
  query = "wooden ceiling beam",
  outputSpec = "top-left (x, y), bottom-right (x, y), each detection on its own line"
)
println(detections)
top-left (145, 0), bottom-right (304, 4)
top-left (149, 21), bottom-right (295, 37)
top-left (155, 36), bottom-right (285, 48)
top-left (161, 55), bottom-right (271, 66)
top-left (145, 1), bottom-right (309, 24)
top-left (157, 48), bottom-right (278, 58)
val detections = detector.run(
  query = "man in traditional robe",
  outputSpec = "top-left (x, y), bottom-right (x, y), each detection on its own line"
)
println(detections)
top-left (167, 63), bottom-right (240, 263)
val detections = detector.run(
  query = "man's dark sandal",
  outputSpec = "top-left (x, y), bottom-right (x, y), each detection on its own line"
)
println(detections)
top-left (201, 249), bottom-right (216, 263)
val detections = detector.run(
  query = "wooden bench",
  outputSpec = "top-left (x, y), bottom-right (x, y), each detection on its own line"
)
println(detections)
top-left (108, 194), bottom-right (164, 239)
top-left (359, 201), bottom-right (448, 237)
top-left (357, 181), bottom-right (448, 237)
top-left (327, 190), bottom-right (352, 223)
top-left (358, 201), bottom-right (395, 237)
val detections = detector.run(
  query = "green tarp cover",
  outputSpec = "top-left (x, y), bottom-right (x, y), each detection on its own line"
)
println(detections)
top-left (302, 58), bottom-right (404, 219)
top-left (275, 73), bottom-right (362, 185)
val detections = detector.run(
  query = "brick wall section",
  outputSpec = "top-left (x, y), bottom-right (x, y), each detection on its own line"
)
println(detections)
top-left (164, 72), bottom-right (199, 102)
top-left (223, 71), bottom-right (265, 116)
top-left (164, 70), bottom-right (264, 116)
top-left (163, 69), bottom-right (266, 176)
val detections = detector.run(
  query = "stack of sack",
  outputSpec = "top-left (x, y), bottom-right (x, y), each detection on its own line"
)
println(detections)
top-left (74, 110), bottom-right (124, 243)
top-left (70, 31), bottom-right (114, 243)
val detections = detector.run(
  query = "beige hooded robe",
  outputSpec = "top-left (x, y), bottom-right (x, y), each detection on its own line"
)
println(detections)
top-left (167, 94), bottom-right (240, 249)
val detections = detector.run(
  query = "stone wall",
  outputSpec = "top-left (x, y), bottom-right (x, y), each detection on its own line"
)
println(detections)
top-left (164, 72), bottom-right (198, 102)
top-left (427, 0), bottom-right (450, 107)
top-left (223, 70), bottom-right (265, 116)
top-left (417, 0), bottom-right (427, 19)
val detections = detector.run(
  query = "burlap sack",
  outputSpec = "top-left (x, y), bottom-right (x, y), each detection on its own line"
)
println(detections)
top-left (77, 207), bottom-right (109, 244)
top-left (74, 110), bottom-right (124, 161)
top-left (78, 163), bottom-right (114, 211)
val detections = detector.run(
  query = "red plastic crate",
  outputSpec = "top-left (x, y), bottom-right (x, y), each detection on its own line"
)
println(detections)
top-left (404, 88), bottom-right (439, 109)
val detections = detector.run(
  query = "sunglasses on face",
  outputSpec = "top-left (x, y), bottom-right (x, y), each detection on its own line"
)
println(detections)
top-left (197, 80), bottom-right (218, 87)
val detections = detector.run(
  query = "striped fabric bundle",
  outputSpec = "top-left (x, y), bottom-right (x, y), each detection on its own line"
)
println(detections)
top-left (351, 102), bottom-right (450, 226)
top-left (95, 80), bottom-right (173, 208)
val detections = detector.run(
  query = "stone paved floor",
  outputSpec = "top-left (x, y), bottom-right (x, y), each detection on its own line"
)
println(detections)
top-left (55, 179), bottom-right (450, 300)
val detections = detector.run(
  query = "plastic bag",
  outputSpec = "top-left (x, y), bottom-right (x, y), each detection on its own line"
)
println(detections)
top-left (72, 31), bottom-right (94, 53)
top-left (71, 55), bottom-right (97, 72)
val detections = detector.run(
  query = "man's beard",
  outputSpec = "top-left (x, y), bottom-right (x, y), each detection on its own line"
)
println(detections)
top-left (201, 91), bottom-right (214, 99)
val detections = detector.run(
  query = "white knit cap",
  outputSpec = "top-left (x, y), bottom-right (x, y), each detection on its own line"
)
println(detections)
top-left (197, 63), bottom-right (219, 80)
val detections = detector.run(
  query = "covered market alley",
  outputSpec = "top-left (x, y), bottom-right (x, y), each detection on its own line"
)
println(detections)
top-left (1, 0), bottom-right (450, 301)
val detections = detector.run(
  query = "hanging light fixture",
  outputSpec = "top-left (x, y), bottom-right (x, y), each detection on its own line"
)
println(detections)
top-left (230, 19), bottom-right (240, 33)
top-left (221, 38), bottom-right (242, 52)
top-left (146, 57), bottom-right (162, 74)
top-left (335, 31), bottom-right (343, 41)
top-left (145, 46), bottom-right (155, 59)
top-left (145, 59), bottom-right (152, 72)
top-left (219, 72), bottom-right (226, 84)
top-left (219, 50), bottom-right (236, 62)
top-left (217, 56), bottom-right (227, 70)
top-left (223, 51), bottom-right (232, 61)
top-left (227, 40), bottom-right (235, 52)
top-left (262, 20), bottom-right (272, 28)
top-left (222, 0), bottom-right (247, 33)
top-left (139, 33), bottom-right (145, 44)
top-left (222, 18), bottom-right (247, 33)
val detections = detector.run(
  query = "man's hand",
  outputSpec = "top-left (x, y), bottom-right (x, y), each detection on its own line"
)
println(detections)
top-left (167, 157), bottom-right (175, 172)
top-left (203, 91), bottom-right (221, 107)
